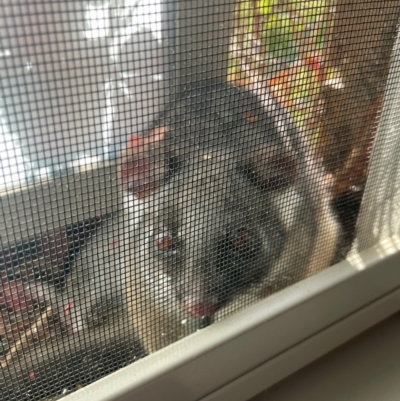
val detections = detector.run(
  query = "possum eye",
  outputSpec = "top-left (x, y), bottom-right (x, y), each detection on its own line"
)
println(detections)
top-left (155, 231), bottom-right (176, 253)
top-left (232, 229), bottom-right (252, 251)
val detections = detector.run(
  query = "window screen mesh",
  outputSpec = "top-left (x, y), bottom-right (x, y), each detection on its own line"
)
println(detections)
top-left (0, 1), bottom-right (398, 399)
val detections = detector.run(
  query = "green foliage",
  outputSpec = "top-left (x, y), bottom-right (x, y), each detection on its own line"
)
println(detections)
top-left (238, 1), bottom-right (254, 31)
top-left (231, 0), bottom-right (334, 140)
top-left (263, 12), bottom-right (299, 61)
top-left (258, 0), bottom-right (279, 15)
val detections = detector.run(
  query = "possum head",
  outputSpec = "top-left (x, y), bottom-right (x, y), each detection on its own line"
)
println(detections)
top-left (119, 123), bottom-right (299, 319)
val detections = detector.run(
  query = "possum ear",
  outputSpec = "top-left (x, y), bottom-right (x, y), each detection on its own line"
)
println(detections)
top-left (118, 126), bottom-right (167, 199)
top-left (238, 144), bottom-right (297, 191)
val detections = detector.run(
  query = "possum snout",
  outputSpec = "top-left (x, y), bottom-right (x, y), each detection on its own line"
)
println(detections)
top-left (183, 295), bottom-right (219, 318)
top-left (177, 271), bottom-right (221, 318)
top-left (176, 226), bottom-right (267, 318)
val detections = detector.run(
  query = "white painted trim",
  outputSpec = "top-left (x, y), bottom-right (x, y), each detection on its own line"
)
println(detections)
top-left (352, 25), bottom-right (400, 252)
top-left (200, 284), bottom-right (400, 401)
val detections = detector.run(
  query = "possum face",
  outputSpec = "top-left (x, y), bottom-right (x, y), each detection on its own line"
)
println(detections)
top-left (119, 83), bottom-right (301, 319)
top-left (141, 154), bottom-right (287, 318)
top-left (120, 134), bottom-right (298, 319)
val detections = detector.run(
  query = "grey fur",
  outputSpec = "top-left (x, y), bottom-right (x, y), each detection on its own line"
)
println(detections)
top-left (120, 81), bottom-right (340, 352)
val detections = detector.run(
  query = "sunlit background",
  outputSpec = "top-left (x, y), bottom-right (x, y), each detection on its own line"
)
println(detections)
top-left (0, 0), bottom-right (163, 189)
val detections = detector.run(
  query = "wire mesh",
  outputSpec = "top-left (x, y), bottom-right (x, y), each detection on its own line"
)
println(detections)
top-left (0, 0), bottom-right (398, 400)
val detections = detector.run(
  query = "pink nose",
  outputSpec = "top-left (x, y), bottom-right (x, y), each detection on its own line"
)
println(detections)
top-left (184, 297), bottom-right (219, 318)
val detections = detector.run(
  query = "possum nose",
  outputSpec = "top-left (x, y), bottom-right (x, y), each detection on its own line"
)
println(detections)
top-left (183, 297), bottom-right (219, 318)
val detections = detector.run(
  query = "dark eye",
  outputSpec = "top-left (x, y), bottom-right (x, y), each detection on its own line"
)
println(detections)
top-left (232, 229), bottom-right (252, 251)
top-left (155, 231), bottom-right (176, 253)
